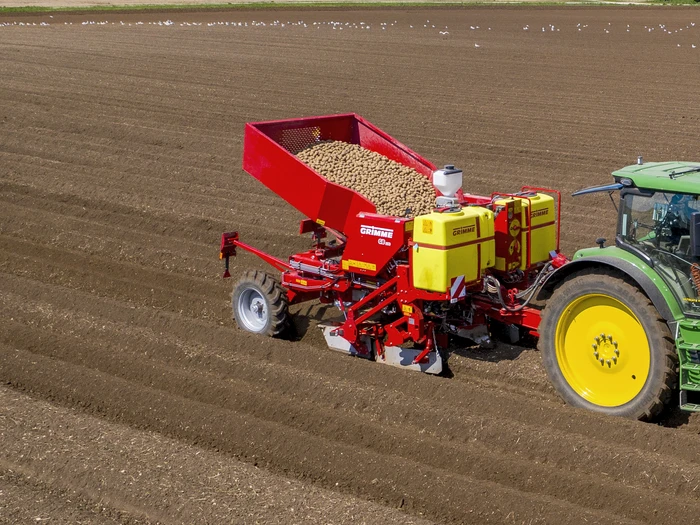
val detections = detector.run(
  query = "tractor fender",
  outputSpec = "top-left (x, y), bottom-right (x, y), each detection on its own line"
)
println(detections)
top-left (543, 255), bottom-right (676, 323)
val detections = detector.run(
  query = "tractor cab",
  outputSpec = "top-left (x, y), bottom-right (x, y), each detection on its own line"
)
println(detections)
top-left (575, 160), bottom-right (700, 316)
top-left (618, 188), bottom-right (700, 315)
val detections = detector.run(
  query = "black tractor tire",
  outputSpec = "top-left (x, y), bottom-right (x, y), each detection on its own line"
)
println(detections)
top-left (538, 268), bottom-right (676, 421)
top-left (232, 270), bottom-right (289, 337)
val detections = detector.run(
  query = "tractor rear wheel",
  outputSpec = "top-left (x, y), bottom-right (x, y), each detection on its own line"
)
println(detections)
top-left (538, 269), bottom-right (676, 420)
top-left (232, 270), bottom-right (289, 337)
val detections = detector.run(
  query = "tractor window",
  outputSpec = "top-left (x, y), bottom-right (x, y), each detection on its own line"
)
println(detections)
top-left (619, 191), bottom-right (700, 315)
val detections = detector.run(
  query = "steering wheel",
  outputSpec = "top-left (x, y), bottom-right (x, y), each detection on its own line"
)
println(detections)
top-left (655, 201), bottom-right (688, 246)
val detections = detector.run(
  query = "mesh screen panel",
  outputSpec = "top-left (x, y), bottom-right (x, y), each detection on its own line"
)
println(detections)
top-left (276, 126), bottom-right (324, 154)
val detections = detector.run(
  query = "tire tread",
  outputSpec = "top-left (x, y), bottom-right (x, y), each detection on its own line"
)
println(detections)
top-left (538, 267), bottom-right (677, 421)
top-left (232, 270), bottom-right (289, 337)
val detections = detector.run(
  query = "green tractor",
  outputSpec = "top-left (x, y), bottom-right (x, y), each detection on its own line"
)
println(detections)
top-left (540, 159), bottom-right (700, 420)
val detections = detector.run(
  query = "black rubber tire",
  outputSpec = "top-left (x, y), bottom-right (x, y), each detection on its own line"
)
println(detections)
top-left (538, 268), bottom-right (677, 421)
top-left (232, 270), bottom-right (289, 337)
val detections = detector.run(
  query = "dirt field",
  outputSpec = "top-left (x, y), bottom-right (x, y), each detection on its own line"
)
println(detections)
top-left (3, 6), bottom-right (700, 524)
top-left (1, 0), bottom-right (471, 9)
top-left (0, 0), bottom-right (623, 9)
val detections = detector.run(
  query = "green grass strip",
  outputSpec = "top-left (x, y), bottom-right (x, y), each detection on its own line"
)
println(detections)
top-left (0, 2), bottom-right (490, 14)
top-left (648, 0), bottom-right (700, 4)
top-left (4, 0), bottom-right (685, 16)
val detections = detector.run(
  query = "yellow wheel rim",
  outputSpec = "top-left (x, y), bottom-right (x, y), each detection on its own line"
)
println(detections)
top-left (555, 293), bottom-right (649, 407)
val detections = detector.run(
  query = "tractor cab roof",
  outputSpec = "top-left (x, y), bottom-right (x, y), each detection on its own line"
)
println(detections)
top-left (612, 161), bottom-right (700, 195)
top-left (573, 161), bottom-right (700, 197)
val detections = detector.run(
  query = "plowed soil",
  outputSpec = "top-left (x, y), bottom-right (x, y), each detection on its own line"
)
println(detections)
top-left (3, 6), bottom-right (700, 524)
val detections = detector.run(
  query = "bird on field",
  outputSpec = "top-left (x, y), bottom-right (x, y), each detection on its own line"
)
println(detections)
top-left (474, 43), bottom-right (481, 48)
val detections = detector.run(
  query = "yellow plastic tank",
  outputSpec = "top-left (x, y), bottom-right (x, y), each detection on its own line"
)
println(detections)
top-left (526, 193), bottom-right (557, 266)
top-left (412, 207), bottom-right (495, 293)
top-left (493, 193), bottom-right (556, 271)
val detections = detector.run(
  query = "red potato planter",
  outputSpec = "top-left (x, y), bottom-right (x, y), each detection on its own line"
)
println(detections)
top-left (222, 113), bottom-right (562, 377)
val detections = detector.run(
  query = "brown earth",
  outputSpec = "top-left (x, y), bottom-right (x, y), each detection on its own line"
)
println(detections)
top-left (3, 6), bottom-right (700, 524)
top-left (0, 0), bottom-right (619, 9)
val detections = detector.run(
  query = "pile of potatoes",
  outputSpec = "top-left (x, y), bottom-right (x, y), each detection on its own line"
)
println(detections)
top-left (296, 141), bottom-right (436, 218)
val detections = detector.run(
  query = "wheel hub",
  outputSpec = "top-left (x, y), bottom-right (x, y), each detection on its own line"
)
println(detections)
top-left (237, 288), bottom-right (268, 332)
top-left (554, 292), bottom-right (650, 408)
top-left (592, 333), bottom-right (620, 368)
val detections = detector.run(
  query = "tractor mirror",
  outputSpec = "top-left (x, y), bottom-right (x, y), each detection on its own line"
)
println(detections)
top-left (691, 212), bottom-right (700, 257)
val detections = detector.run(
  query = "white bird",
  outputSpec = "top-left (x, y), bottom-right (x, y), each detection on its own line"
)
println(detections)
top-left (475, 43), bottom-right (481, 48)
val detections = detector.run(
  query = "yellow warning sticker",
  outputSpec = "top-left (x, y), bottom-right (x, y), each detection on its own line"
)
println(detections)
top-left (401, 304), bottom-right (413, 315)
top-left (296, 279), bottom-right (308, 286)
top-left (315, 218), bottom-right (325, 226)
top-left (509, 218), bottom-right (521, 238)
top-left (422, 219), bottom-right (433, 235)
top-left (508, 239), bottom-right (521, 255)
top-left (342, 259), bottom-right (377, 271)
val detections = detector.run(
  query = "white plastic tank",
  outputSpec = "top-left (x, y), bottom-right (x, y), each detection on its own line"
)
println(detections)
top-left (433, 165), bottom-right (463, 209)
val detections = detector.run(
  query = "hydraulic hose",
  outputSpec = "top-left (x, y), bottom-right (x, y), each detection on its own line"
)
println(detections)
top-left (483, 262), bottom-right (554, 312)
